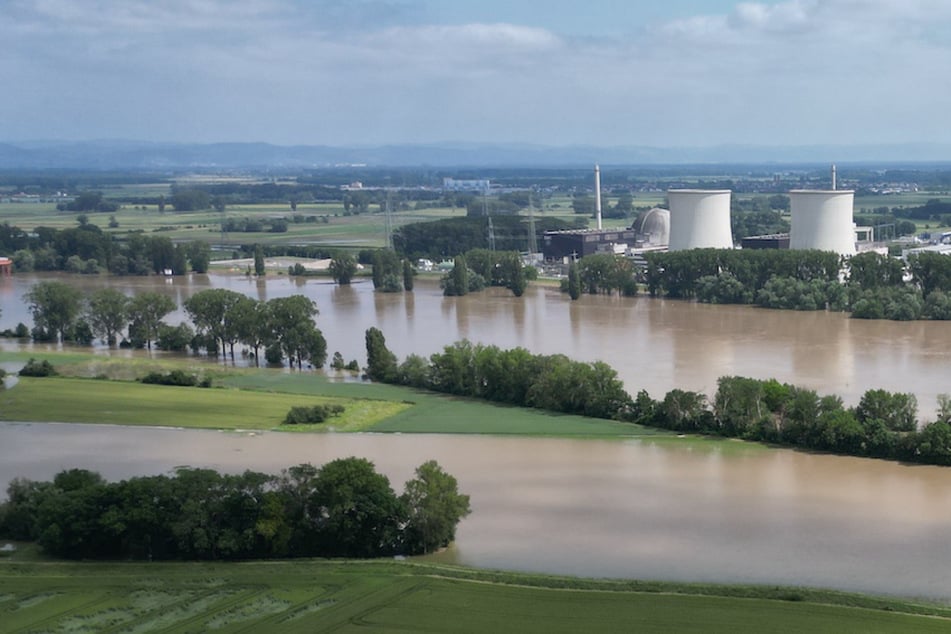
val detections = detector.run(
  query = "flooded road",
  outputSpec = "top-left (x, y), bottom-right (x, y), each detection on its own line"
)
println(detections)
top-left (1, 422), bottom-right (949, 599)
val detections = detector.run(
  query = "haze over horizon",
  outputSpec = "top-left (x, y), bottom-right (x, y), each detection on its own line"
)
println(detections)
top-left (4, 0), bottom-right (950, 150)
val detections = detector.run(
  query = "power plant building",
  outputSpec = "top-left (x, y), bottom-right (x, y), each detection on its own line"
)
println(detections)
top-left (788, 190), bottom-right (856, 256)
top-left (667, 189), bottom-right (734, 251)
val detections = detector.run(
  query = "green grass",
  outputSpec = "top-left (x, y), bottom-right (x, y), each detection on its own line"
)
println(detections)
top-left (0, 560), bottom-right (948, 633)
top-left (0, 376), bottom-right (409, 431)
top-left (0, 350), bottom-right (666, 437)
top-left (220, 371), bottom-right (668, 437)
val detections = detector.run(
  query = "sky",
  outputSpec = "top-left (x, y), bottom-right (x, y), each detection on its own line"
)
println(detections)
top-left (3, 0), bottom-right (950, 148)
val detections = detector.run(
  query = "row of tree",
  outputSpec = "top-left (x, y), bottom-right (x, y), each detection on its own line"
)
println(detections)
top-left (363, 328), bottom-right (951, 465)
top-left (1, 221), bottom-right (211, 276)
top-left (0, 458), bottom-right (470, 560)
top-left (441, 251), bottom-right (528, 297)
top-left (645, 249), bottom-right (951, 320)
top-left (22, 282), bottom-right (327, 367)
top-left (629, 377), bottom-right (951, 465)
top-left (365, 329), bottom-right (629, 419)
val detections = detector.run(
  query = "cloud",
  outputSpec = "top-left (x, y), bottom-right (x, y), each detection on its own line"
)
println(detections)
top-left (2, 0), bottom-right (951, 146)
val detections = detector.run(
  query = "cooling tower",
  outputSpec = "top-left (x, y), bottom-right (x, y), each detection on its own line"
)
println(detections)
top-left (667, 189), bottom-right (733, 251)
top-left (789, 190), bottom-right (855, 256)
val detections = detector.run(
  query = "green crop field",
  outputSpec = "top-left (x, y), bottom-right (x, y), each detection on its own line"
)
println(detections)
top-left (0, 376), bottom-right (409, 432)
top-left (0, 559), bottom-right (948, 633)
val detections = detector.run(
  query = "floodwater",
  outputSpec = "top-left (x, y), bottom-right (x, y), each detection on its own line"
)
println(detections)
top-left (4, 273), bottom-right (951, 597)
top-left (2, 271), bottom-right (951, 411)
top-left (1, 422), bottom-right (949, 599)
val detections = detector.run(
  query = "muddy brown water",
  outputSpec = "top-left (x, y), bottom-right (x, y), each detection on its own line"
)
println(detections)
top-left (3, 272), bottom-right (951, 598)
top-left (3, 272), bottom-right (951, 411)
top-left (1, 422), bottom-right (949, 599)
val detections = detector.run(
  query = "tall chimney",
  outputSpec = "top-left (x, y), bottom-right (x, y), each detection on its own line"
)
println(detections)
top-left (831, 163), bottom-right (837, 191)
top-left (595, 164), bottom-right (602, 230)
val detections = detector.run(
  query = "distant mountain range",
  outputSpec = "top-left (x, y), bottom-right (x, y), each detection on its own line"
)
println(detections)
top-left (1, 140), bottom-right (950, 169)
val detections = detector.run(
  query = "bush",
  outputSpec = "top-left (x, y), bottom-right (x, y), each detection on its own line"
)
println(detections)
top-left (139, 370), bottom-right (209, 388)
top-left (18, 358), bottom-right (57, 377)
top-left (283, 404), bottom-right (345, 424)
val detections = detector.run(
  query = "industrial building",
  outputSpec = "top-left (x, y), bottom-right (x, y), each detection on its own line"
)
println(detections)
top-left (667, 189), bottom-right (734, 251)
top-left (542, 228), bottom-right (638, 261)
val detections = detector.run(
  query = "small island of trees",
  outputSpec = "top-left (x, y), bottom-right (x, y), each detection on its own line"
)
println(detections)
top-left (0, 458), bottom-right (471, 560)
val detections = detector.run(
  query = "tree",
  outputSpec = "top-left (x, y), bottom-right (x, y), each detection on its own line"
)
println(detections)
top-left (184, 289), bottom-right (246, 357)
top-left (567, 260), bottom-right (581, 300)
top-left (501, 252), bottom-right (526, 297)
top-left (187, 241), bottom-right (211, 274)
top-left (267, 295), bottom-right (324, 368)
top-left (127, 292), bottom-right (176, 349)
top-left (443, 255), bottom-right (469, 297)
top-left (329, 253), bottom-right (358, 285)
top-left (855, 389), bottom-right (918, 432)
top-left (310, 457), bottom-right (405, 557)
top-left (233, 298), bottom-right (271, 365)
top-left (365, 327), bottom-right (398, 382)
top-left (86, 288), bottom-right (129, 346)
top-left (402, 259), bottom-right (415, 291)
top-left (400, 460), bottom-right (471, 554)
top-left (372, 250), bottom-right (402, 292)
top-left (25, 281), bottom-right (83, 342)
top-left (253, 244), bottom-right (266, 276)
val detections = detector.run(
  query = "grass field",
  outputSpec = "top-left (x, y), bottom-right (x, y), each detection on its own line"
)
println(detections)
top-left (0, 350), bottom-right (667, 437)
top-left (0, 559), bottom-right (949, 633)
top-left (0, 376), bottom-right (409, 432)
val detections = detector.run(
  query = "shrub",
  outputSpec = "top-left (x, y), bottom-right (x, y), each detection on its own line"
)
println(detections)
top-left (139, 370), bottom-right (209, 388)
top-left (282, 404), bottom-right (345, 425)
top-left (18, 358), bottom-right (57, 377)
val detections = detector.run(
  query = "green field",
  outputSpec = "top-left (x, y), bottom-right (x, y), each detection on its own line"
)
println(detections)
top-left (0, 349), bottom-right (668, 437)
top-left (1, 559), bottom-right (949, 634)
top-left (0, 376), bottom-right (408, 432)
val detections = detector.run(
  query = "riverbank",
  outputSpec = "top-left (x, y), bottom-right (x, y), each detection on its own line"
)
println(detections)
top-left (2, 556), bottom-right (949, 632)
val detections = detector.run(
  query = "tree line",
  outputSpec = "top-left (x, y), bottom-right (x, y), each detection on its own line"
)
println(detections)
top-left (365, 329), bottom-right (630, 419)
top-left (441, 250), bottom-right (530, 297)
top-left (0, 221), bottom-right (211, 276)
top-left (363, 328), bottom-right (951, 466)
top-left (20, 282), bottom-right (326, 367)
top-left (630, 377), bottom-right (951, 465)
top-left (645, 249), bottom-right (951, 320)
top-left (0, 458), bottom-right (470, 560)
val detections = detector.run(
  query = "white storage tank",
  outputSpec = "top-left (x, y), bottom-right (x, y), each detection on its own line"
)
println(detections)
top-left (667, 189), bottom-right (733, 251)
top-left (789, 190), bottom-right (855, 256)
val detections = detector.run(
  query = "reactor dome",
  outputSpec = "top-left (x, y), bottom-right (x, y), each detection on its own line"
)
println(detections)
top-left (634, 207), bottom-right (670, 246)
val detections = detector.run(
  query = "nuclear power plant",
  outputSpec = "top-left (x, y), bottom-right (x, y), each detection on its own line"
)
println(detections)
top-left (541, 165), bottom-right (863, 262)
top-left (788, 189), bottom-right (856, 256)
top-left (667, 189), bottom-right (734, 251)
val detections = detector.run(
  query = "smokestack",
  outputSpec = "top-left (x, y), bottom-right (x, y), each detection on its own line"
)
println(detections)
top-left (594, 164), bottom-right (602, 230)
top-left (831, 164), bottom-right (837, 190)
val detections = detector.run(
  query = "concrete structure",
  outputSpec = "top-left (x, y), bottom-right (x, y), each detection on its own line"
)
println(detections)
top-left (0, 257), bottom-right (11, 275)
top-left (789, 190), bottom-right (855, 256)
top-left (667, 189), bottom-right (733, 251)
top-left (594, 164), bottom-right (603, 230)
top-left (634, 207), bottom-right (670, 247)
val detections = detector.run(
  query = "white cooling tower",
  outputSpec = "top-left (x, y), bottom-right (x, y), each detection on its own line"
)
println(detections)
top-left (789, 190), bottom-right (855, 256)
top-left (667, 189), bottom-right (733, 251)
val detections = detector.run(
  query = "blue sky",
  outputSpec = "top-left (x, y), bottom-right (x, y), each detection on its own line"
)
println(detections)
top-left (3, 1), bottom-right (950, 148)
